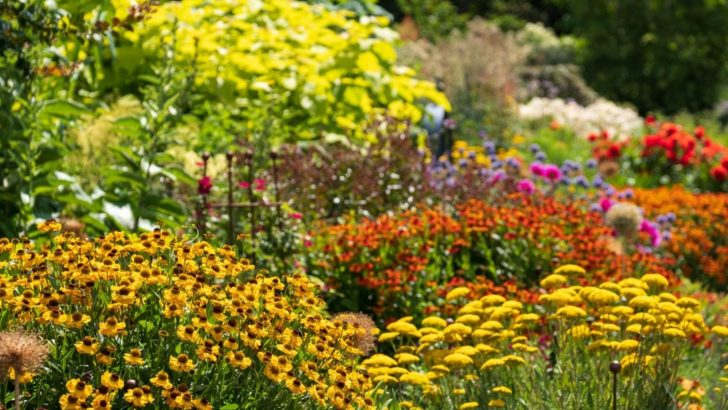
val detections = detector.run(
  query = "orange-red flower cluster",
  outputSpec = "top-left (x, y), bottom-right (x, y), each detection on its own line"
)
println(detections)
top-left (634, 186), bottom-right (728, 288)
top-left (312, 194), bottom-right (677, 321)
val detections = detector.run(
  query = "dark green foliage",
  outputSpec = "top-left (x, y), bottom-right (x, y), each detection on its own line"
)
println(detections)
top-left (568, 0), bottom-right (728, 114)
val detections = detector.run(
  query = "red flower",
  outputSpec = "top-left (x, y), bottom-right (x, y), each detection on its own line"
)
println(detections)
top-left (645, 115), bottom-right (656, 126)
top-left (721, 156), bottom-right (728, 169)
top-left (197, 176), bottom-right (213, 195)
top-left (607, 143), bottom-right (621, 159)
top-left (694, 126), bottom-right (705, 140)
top-left (710, 165), bottom-right (727, 182)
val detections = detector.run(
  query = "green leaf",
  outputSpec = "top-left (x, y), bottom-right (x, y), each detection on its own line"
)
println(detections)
top-left (38, 99), bottom-right (90, 118)
top-left (220, 404), bottom-right (239, 410)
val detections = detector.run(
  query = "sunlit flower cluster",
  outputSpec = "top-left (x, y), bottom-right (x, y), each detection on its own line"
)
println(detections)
top-left (0, 229), bottom-right (373, 408)
top-left (366, 266), bottom-right (717, 409)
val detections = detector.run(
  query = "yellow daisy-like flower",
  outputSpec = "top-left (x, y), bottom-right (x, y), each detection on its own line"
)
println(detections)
top-left (459, 402), bottom-right (479, 409)
top-left (37, 219), bottom-right (62, 232)
top-left (100, 371), bottom-right (124, 390)
top-left (395, 353), bottom-right (420, 365)
top-left (123, 348), bottom-right (145, 366)
top-left (169, 354), bottom-right (195, 372)
top-left (123, 386), bottom-right (154, 407)
top-left (75, 336), bottom-right (99, 355)
top-left (150, 370), bottom-right (173, 390)
top-left (99, 317), bottom-right (126, 337)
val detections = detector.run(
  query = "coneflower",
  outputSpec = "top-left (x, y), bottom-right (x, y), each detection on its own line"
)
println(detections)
top-left (0, 330), bottom-right (50, 410)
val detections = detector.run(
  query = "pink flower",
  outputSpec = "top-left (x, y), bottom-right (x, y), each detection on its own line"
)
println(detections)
top-left (599, 197), bottom-right (614, 212)
top-left (640, 219), bottom-right (662, 247)
top-left (238, 181), bottom-right (250, 189)
top-left (197, 176), bottom-right (213, 195)
top-left (516, 179), bottom-right (536, 194)
top-left (254, 178), bottom-right (266, 191)
top-left (543, 164), bottom-right (562, 182)
top-left (529, 163), bottom-right (544, 176)
top-left (290, 212), bottom-right (302, 220)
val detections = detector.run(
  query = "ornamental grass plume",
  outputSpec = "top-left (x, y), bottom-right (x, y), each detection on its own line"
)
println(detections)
top-left (605, 202), bottom-right (643, 237)
top-left (0, 330), bottom-right (49, 410)
top-left (332, 312), bottom-right (377, 356)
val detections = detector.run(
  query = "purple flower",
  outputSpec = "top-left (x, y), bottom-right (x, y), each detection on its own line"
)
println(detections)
top-left (484, 141), bottom-right (496, 155)
top-left (593, 175), bottom-right (605, 188)
top-left (535, 152), bottom-right (547, 162)
top-left (574, 175), bottom-right (589, 188)
top-left (529, 143), bottom-right (541, 153)
top-left (506, 157), bottom-right (520, 168)
top-left (516, 179), bottom-right (536, 194)
top-left (443, 118), bottom-right (457, 130)
top-left (586, 159), bottom-right (597, 169)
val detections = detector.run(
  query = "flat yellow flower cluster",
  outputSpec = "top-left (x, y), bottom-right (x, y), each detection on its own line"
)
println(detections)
top-left (366, 266), bottom-right (716, 409)
top-left (0, 229), bottom-right (374, 409)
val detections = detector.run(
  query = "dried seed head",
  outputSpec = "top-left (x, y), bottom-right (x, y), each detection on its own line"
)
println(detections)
top-left (0, 330), bottom-right (49, 375)
top-left (605, 202), bottom-right (643, 237)
top-left (332, 312), bottom-right (376, 356)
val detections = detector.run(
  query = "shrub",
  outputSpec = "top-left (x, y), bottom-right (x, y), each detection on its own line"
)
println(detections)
top-left (568, 0), bottom-right (728, 114)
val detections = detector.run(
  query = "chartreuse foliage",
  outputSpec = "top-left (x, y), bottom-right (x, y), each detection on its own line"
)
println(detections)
top-left (103, 0), bottom-right (449, 145)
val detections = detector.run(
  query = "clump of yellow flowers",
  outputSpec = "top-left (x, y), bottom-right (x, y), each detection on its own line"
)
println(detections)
top-left (367, 266), bottom-right (723, 410)
top-left (0, 227), bottom-right (374, 409)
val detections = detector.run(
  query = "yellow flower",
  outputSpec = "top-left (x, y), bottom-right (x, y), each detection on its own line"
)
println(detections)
top-left (554, 306), bottom-right (587, 319)
top-left (712, 325), bottom-right (728, 337)
top-left (540, 274), bottom-right (567, 289)
top-left (676, 297), bottom-right (700, 309)
top-left (422, 316), bottom-right (448, 328)
top-left (395, 353), bottom-right (420, 365)
top-left (399, 371), bottom-right (430, 385)
top-left (363, 354), bottom-right (397, 367)
top-left (480, 295), bottom-right (506, 305)
top-left (420, 333), bottom-right (444, 344)
top-left (628, 296), bottom-right (658, 309)
top-left (459, 402), bottom-right (479, 409)
top-left (567, 325), bottom-right (591, 339)
top-left (617, 340), bottom-right (639, 351)
top-left (488, 399), bottom-right (506, 407)
top-left (37, 219), bottom-right (62, 232)
top-left (66, 378), bottom-right (93, 400)
top-left (387, 321), bottom-right (420, 336)
top-left (492, 386), bottom-right (512, 394)
top-left (225, 351), bottom-right (252, 370)
top-left (100, 371), bottom-right (124, 390)
top-left (75, 336), bottom-right (99, 355)
top-left (123, 348), bottom-right (145, 366)
top-left (378, 332), bottom-right (399, 342)
top-left (123, 386), bottom-right (154, 407)
top-left (663, 327), bottom-right (686, 338)
top-left (150, 370), bottom-right (173, 389)
top-left (641, 273), bottom-right (669, 289)
top-left (456, 314), bottom-right (481, 325)
top-left (169, 354), bottom-right (195, 372)
top-left (554, 264), bottom-right (586, 276)
top-left (446, 287), bottom-right (471, 301)
top-left (99, 317), bottom-right (126, 337)
top-left (480, 358), bottom-right (506, 371)
top-left (443, 353), bottom-right (473, 368)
